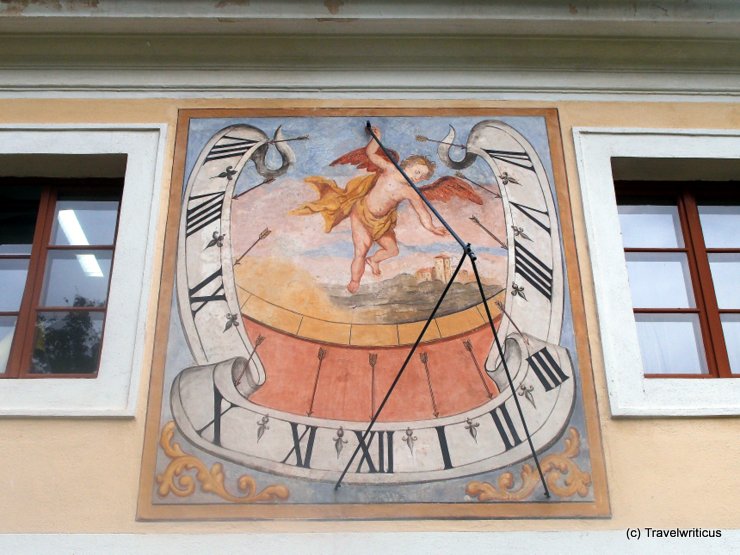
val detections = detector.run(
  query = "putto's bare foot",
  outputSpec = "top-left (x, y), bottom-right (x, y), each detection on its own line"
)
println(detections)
top-left (366, 258), bottom-right (381, 276)
top-left (347, 280), bottom-right (360, 294)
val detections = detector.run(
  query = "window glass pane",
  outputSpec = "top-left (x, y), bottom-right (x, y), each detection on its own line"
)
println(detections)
top-left (0, 258), bottom-right (29, 311)
top-left (635, 313), bottom-right (708, 374)
top-left (0, 185), bottom-right (40, 254)
top-left (698, 205), bottom-right (740, 248)
top-left (618, 204), bottom-right (684, 248)
top-left (39, 250), bottom-right (112, 307)
top-left (0, 316), bottom-right (16, 373)
top-left (30, 311), bottom-right (103, 374)
top-left (721, 314), bottom-right (740, 373)
top-left (708, 253), bottom-right (740, 309)
top-left (625, 252), bottom-right (695, 308)
top-left (50, 198), bottom-right (120, 246)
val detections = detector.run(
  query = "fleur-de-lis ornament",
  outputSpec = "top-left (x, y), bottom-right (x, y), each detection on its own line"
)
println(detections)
top-left (403, 427), bottom-right (417, 454)
top-left (206, 230), bottom-right (226, 249)
top-left (224, 313), bottom-right (240, 332)
top-left (511, 282), bottom-right (527, 301)
top-left (256, 415), bottom-right (270, 441)
top-left (465, 417), bottom-right (480, 442)
top-left (512, 225), bottom-right (532, 241)
top-left (518, 384), bottom-right (536, 408)
top-left (499, 171), bottom-right (520, 186)
top-left (212, 165), bottom-right (237, 181)
top-left (333, 427), bottom-right (348, 458)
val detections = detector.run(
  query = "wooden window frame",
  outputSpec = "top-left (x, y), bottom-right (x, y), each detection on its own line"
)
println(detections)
top-left (615, 181), bottom-right (738, 379)
top-left (1, 178), bottom-right (122, 379)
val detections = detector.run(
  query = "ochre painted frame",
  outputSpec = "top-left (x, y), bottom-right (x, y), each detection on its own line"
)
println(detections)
top-left (138, 105), bottom-right (610, 520)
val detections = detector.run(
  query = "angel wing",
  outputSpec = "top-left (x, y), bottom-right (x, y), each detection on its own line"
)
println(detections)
top-left (419, 175), bottom-right (484, 205)
top-left (330, 147), bottom-right (399, 173)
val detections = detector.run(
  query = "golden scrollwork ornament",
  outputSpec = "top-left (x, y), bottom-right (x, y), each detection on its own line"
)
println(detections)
top-left (466, 427), bottom-right (591, 501)
top-left (156, 421), bottom-right (289, 504)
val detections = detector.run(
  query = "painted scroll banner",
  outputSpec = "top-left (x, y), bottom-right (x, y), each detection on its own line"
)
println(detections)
top-left (170, 333), bottom-right (574, 485)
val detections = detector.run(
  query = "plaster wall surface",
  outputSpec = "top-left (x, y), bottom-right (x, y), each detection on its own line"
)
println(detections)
top-left (0, 98), bottom-right (737, 534)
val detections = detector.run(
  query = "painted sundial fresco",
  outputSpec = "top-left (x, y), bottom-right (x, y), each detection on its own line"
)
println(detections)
top-left (139, 108), bottom-right (608, 520)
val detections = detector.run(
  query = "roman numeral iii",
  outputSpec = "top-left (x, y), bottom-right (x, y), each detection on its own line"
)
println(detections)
top-left (528, 347), bottom-right (569, 391)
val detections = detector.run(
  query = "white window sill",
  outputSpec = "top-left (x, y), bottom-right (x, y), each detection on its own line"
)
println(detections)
top-left (0, 125), bottom-right (166, 417)
top-left (573, 127), bottom-right (740, 417)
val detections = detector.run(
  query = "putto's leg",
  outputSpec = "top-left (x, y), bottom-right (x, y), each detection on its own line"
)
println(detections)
top-left (367, 232), bottom-right (399, 276)
top-left (348, 210), bottom-right (373, 293)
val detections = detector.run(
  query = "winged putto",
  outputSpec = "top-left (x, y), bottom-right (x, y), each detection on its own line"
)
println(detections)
top-left (291, 125), bottom-right (483, 293)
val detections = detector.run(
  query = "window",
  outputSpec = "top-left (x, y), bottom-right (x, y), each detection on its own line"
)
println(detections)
top-left (573, 126), bottom-right (740, 416)
top-left (0, 126), bottom-right (165, 416)
top-left (1, 179), bottom-right (122, 378)
top-left (616, 182), bottom-right (738, 378)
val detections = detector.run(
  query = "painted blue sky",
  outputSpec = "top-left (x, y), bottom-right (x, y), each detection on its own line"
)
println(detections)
top-left (184, 115), bottom-right (556, 199)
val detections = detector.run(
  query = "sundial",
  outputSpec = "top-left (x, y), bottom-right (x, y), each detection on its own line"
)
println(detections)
top-left (139, 108), bottom-right (608, 519)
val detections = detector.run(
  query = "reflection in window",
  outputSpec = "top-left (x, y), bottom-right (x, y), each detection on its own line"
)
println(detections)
top-left (0, 180), bottom-right (121, 378)
top-left (31, 306), bottom-right (104, 374)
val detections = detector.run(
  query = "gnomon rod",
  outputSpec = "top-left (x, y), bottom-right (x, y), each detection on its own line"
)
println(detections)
top-left (366, 121), bottom-right (468, 251)
top-left (334, 252), bottom-right (468, 490)
top-left (469, 257), bottom-right (550, 498)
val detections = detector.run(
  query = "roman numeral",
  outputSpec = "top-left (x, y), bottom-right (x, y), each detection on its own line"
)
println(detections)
top-left (514, 240), bottom-right (553, 301)
top-left (354, 430), bottom-right (394, 474)
top-left (204, 135), bottom-right (257, 162)
top-left (186, 190), bottom-right (225, 237)
top-left (196, 386), bottom-right (235, 446)
top-left (528, 347), bottom-right (569, 391)
top-left (510, 201), bottom-right (551, 234)
top-left (489, 404), bottom-right (523, 451)
top-left (188, 268), bottom-right (226, 318)
top-left (435, 426), bottom-right (454, 470)
top-left (484, 148), bottom-right (534, 172)
top-left (281, 422), bottom-right (318, 469)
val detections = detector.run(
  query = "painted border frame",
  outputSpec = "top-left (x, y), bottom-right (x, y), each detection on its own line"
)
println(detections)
top-left (138, 105), bottom-right (609, 520)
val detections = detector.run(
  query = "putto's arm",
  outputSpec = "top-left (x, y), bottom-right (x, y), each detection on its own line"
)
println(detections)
top-left (366, 126), bottom-right (394, 172)
top-left (408, 192), bottom-right (446, 236)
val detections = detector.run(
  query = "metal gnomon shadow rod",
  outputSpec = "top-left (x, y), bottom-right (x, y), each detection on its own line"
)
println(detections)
top-left (334, 121), bottom-right (550, 497)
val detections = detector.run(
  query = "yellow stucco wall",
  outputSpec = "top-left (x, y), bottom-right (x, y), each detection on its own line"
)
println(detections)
top-left (0, 99), bottom-right (738, 532)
